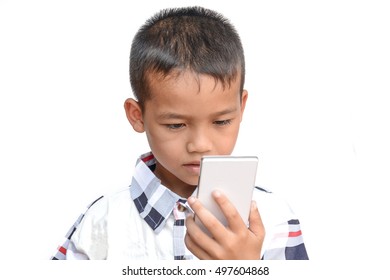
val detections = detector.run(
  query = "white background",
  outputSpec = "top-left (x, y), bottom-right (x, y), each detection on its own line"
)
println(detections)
top-left (0, 0), bottom-right (389, 271)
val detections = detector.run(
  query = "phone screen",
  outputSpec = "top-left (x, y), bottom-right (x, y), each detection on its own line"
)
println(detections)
top-left (195, 156), bottom-right (258, 236)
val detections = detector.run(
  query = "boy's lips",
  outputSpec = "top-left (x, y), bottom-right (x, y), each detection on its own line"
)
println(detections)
top-left (183, 161), bottom-right (201, 174)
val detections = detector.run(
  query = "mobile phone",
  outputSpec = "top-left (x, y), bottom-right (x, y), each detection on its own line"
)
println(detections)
top-left (194, 155), bottom-right (258, 236)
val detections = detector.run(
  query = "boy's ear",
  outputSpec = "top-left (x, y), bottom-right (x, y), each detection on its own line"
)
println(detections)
top-left (240, 90), bottom-right (249, 120)
top-left (124, 98), bottom-right (145, 133)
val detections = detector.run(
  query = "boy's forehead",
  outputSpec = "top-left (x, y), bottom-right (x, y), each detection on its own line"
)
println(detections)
top-left (146, 69), bottom-right (241, 96)
top-left (143, 71), bottom-right (242, 118)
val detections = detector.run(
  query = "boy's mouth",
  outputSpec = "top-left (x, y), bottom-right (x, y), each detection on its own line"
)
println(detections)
top-left (183, 162), bottom-right (201, 174)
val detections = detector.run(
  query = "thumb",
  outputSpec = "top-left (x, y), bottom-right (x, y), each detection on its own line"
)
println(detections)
top-left (248, 201), bottom-right (265, 238)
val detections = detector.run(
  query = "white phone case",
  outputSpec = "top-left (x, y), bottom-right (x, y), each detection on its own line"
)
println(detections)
top-left (194, 155), bottom-right (258, 236)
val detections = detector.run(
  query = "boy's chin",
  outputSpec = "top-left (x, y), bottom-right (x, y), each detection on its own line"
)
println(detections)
top-left (185, 176), bottom-right (200, 187)
top-left (184, 180), bottom-right (198, 188)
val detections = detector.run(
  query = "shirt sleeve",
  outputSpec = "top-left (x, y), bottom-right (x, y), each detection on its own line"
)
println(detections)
top-left (253, 187), bottom-right (309, 260)
top-left (51, 195), bottom-right (107, 260)
top-left (261, 218), bottom-right (309, 260)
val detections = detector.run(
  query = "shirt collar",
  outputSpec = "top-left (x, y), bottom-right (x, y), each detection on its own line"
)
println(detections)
top-left (130, 152), bottom-right (191, 233)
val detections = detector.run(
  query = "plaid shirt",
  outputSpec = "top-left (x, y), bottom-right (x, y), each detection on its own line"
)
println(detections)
top-left (51, 152), bottom-right (308, 260)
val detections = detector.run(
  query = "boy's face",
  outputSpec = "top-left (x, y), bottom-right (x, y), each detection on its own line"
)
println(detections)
top-left (127, 71), bottom-right (247, 198)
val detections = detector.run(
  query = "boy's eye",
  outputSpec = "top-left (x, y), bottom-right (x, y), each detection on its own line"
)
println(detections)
top-left (214, 119), bottom-right (232, 126)
top-left (166, 123), bottom-right (186, 130)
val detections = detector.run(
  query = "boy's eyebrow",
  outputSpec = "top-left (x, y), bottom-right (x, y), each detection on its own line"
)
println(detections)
top-left (212, 107), bottom-right (238, 117)
top-left (158, 112), bottom-right (187, 120)
top-left (158, 107), bottom-right (238, 120)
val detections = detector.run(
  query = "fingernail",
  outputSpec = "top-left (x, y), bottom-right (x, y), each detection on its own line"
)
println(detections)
top-left (187, 196), bottom-right (196, 204)
top-left (213, 190), bottom-right (221, 197)
top-left (251, 200), bottom-right (257, 210)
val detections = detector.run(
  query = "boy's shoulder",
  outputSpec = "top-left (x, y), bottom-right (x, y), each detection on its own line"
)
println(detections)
top-left (80, 187), bottom-right (133, 219)
top-left (252, 185), bottom-right (298, 227)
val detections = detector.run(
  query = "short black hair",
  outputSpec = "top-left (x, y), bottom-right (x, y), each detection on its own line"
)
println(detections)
top-left (129, 6), bottom-right (245, 107)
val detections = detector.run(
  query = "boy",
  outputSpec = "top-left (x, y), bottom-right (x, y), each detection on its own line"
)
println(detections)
top-left (52, 6), bottom-right (308, 260)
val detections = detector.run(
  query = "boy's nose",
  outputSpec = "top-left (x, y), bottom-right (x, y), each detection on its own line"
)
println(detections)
top-left (186, 130), bottom-right (212, 154)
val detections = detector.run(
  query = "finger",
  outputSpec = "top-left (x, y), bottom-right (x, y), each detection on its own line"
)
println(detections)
top-left (185, 213), bottom-right (216, 248)
top-left (248, 201), bottom-right (265, 238)
top-left (184, 232), bottom-right (212, 260)
top-left (187, 196), bottom-right (227, 240)
top-left (212, 190), bottom-right (247, 232)
top-left (185, 213), bottom-right (220, 259)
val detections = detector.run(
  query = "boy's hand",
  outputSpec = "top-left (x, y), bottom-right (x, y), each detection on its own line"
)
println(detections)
top-left (185, 191), bottom-right (264, 260)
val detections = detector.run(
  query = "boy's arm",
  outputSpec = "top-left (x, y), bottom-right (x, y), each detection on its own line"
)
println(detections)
top-left (185, 191), bottom-right (265, 260)
top-left (51, 213), bottom-right (90, 260)
top-left (51, 195), bottom-right (107, 260)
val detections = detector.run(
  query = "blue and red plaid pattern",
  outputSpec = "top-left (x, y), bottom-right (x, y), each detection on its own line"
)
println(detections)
top-left (51, 196), bottom-right (103, 260)
top-left (51, 152), bottom-right (308, 260)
